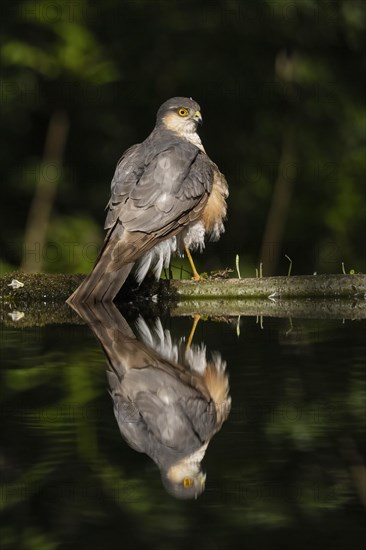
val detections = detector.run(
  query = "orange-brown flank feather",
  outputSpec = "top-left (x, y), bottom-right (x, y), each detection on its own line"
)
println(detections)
top-left (201, 171), bottom-right (228, 238)
top-left (203, 361), bottom-right (231, 426)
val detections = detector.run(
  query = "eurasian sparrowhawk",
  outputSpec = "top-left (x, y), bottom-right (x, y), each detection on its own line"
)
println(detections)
top-left (68, 97), bottom-right (228, 303)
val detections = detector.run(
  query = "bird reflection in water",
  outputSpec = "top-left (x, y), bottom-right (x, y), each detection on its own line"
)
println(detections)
top-left (71, 302), bottom-right (231, 499)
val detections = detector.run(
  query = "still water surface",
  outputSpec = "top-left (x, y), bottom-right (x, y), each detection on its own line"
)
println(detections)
top-left (1, 303), bottom-right (365, 549)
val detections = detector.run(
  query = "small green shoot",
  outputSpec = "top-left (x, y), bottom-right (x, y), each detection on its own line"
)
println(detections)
top-left (285, 255), bottom-right (292, 276)
top-left (235, 254), bottom-right (241, 279)
top-left (236, 315), bottom-right (241, 337)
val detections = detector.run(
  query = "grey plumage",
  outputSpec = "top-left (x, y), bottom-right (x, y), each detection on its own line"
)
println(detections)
top-left (70, 301), bottom-right (231, 499)
top-left (67, 97), bottom-right (228, 303)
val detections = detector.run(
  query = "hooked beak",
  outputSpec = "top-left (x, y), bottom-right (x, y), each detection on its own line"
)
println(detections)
top-left (194, 110), bottom-right (203, 125)
top-left (199, 472), bottom-right (206, 486)
top-left (194, 472), bottom-right (206, 499)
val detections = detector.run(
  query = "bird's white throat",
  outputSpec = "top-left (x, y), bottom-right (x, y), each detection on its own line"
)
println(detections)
top-left (162, 112), bottom-right (206, 152)
top-left (185, 130), bottom-right (205, 152)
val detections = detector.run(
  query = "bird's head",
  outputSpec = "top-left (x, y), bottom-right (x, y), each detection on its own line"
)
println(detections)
top-left (156, 97), bottom-right (203, 136)
top-left (161, 460), bottom-right (207, 500)
top-left (161, 443), bottom-right (208, 500)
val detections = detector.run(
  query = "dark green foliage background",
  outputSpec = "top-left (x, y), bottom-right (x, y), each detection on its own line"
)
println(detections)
top-left (1, 0), bottom-right (365, 275)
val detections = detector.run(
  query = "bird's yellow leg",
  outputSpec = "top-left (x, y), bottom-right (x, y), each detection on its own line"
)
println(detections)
top-left (185, 246), bottom-right (200, 280)
top-left (186, 314), bottom-right (201, 349)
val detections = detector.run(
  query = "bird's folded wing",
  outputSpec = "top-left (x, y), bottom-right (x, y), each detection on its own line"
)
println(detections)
top-left (105, 143), bottom-right (145, 228)
top-left (101, 141), bottom-right (216, 267)
top-left (106, 142), bottom-right (214, 234)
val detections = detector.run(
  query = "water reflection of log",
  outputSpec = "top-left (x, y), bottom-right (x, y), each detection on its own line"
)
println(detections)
top-left (2, 297), bottom-right (366, 329)
top-left (172, 297), bottom-right (366, 320)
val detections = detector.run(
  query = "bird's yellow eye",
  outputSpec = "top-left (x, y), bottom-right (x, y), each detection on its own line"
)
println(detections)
top-left (178, 108), bottom-right (188, 117)
top-left (183, 478), bottom-right (193, 488)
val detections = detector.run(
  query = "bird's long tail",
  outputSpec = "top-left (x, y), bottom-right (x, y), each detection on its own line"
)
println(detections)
top-left (67, 238), bottom-right (134, 304)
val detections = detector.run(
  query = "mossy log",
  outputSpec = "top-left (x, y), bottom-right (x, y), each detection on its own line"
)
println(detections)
top-left (1, 271), bottom-right (366, 302)
top-left (170, 274), bottom-right (366, 299)
top-left (1, 272), bottom-right (366, 326)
